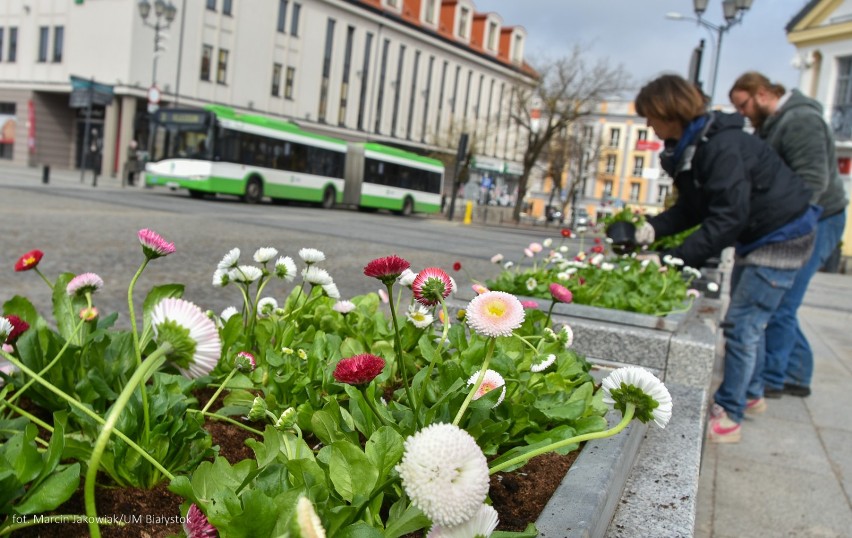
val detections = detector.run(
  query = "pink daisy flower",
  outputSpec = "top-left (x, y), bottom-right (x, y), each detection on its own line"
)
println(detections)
top-left (234, 351), bottom-right (257, 372)
top-left (472, 284), bottom-right (489, 295)
top-left (466, 291), bottom-right (525, 338)
top-left (333, 354), bottom-right (386, 385)
top-left (66, 273), bottom-right (104, 297)
top-left (137, 229), bottom-right (176, 260)
top-left (364, 255), bottom-right (411, 285)
top-left (412, 267), bottom-right (452, 306)
top-left (549, 283), bottom-right (573, 304)
top-left (183, 504), bottom-right (217, 538)
top-left (528, 242), bottom-right (543, 253)
top-left (520, 300), bottom-right (539, 309)
top-left (467, 369), bottom-right (506, 406)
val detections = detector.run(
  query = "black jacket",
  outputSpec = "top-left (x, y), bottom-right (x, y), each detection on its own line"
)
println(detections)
top-left (648, 112), bottom-right (811, 268)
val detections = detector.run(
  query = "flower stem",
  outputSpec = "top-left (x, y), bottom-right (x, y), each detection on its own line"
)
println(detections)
top-left (187, 409), bottom-right (264, 436)
top-left (545, 299), bottom-right (557, 328)
top-left (453, 337), bottom-right (495, 426)
top-left (84, 343), bottom-right (173, 538)
top-left (385, 282), bottom-right (420, 429)
top-left (200, 369), bottom-right (238, 414)
top-left (359, 385), bottom-right (392, 429)
top-left (33, 267), bottom-right (54, 290)
top-left (489, 403), bottom-right (635, 474)
top-left (0, 349), bottom-right (174, 480)
top-left (127, 258), bottom-right (152, 444)
top-left (5, 317), bottom-right (86, 406)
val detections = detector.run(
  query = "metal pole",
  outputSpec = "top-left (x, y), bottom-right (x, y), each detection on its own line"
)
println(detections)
top-left (174, 0), bottom-right (187, 105)
top-left (152, 22), bottom-right (159, 86)
top-left (80, 79), bottom-right (93, 183)
top-left (446, 132), bottom-right (469, 221)
top-left (708, 25), bottom-right (725, 105)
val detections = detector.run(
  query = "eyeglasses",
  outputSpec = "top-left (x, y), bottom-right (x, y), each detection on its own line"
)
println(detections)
top-left (732, 95), bottom-right (753, 113)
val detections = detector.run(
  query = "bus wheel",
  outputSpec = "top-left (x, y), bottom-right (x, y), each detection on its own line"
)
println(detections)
top-left (243, 178), bottom-right (263, 204)
top-left (400, 197), bottom-right (414, 216)
top-left (321, 187), bottom-right (336, 209)
top-left (188, 189), bottom-right (204, 199)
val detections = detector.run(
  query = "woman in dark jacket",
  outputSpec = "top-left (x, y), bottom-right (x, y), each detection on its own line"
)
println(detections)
top-left (629, 74), bottom-right (818, 443)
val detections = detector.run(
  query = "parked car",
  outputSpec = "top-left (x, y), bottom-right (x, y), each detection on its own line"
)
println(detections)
top-left (572, 208), bottom-right (590, 227)
top-left (545, 205), bottom-right (564, 223)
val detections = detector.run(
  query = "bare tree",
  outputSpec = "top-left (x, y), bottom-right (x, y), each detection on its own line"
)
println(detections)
top-left (509, 46), bottom-right (630, 223)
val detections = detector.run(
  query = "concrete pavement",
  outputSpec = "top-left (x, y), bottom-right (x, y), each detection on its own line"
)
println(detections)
top-left (695, 271), bottom-right (852, 537)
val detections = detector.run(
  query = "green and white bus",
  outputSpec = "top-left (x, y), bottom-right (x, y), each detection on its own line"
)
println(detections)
top-left (144, 105), bottom-right (444, 215)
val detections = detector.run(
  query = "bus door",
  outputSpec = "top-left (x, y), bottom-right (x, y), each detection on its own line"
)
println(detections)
top-left (344, 143), bottom-right (365, 206)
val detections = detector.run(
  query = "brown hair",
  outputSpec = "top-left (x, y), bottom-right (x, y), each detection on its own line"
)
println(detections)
top-left (634, 74), bottom-right (707, 126)
top-left (729, 71), bottom-right (786, 99)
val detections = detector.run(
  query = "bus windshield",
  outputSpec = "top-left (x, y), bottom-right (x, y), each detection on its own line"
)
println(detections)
top-left (150, 109), bottom-right (214, 161)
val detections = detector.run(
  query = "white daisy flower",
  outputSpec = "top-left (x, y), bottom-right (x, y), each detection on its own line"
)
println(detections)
top-left (467, 369), bottom-right (506, 406)
top-left (151, 298), bottom-right (221, 379)
top-left (217, 247), bottom-right (240, 270)
top-left (396, 423), bottom-right (490, 526)
top-left (296, 496), bottom-right (326, 538)
top-left (559, 245), bottom-right (569, 253)
top-left (303, 266), bottom-right (333, 286)
top-left (525, 277), bottom-right (537, 291)
top-left (322, 282), bottom-right (341, 299)
top-left (561, 324), bottom-right (574, 349)
top-left (398, 268), bottom-right (417, 287)
top-left (600, 262), bottom-right (615, 272)
top-left (273, 256), bottom-right (297, 281)
top-left (333, 300), bottom-right (356, 314)
top-left (662, 254), bottom-right (684, 266)
top-left (0, 317), bottom-right (13, 343)
top-left (557, 271), bottom-right (570, 281)
top-left (257, 297), bottom-right (278, 317)
top-left (407, 304), bottom-right (434, 329)
top-left (543, 238), bottom-right (553, 248)
top-left (590, 253), bottom-right (604, 266)
top-left (449, 276), bottom-right (458, 294)
top-left (490, 253), bottom-right (504, 264)
top-left (707, 282), bottom-right (720, 293)
top-left (531, 354), bottom-right (556, 373)
top-left (600, 366), bottom-right (673, 429)
top-left (503, 261), bottom-right (514, 270)
top-left (299, 248), bottom-right (326, 264)
top-left (220, 306), bottom-right (239, 322)
top-left (232, 265), bottom-right (262, 283)
top-left (427, 503), bottom-right (499, 538)
top-left (253, 247), bottom-right (278, 264)
top-left (212, 268), bottom-right (230, 287)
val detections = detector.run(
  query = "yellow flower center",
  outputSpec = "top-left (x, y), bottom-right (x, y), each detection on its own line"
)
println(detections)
top-left (486, 301), bottom-right (506, 318)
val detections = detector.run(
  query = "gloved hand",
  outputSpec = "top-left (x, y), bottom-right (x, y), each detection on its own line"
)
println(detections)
top-left (634, 222), bottom-right (655, 245)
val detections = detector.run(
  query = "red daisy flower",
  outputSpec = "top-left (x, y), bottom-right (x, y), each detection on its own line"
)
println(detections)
top-left (364, 255), bottom-right (411, 285)
top-left (4, 315), bottom-right (30, 344)
top-left (591, 245), bottom-right (604, 253)
top-left (453, 261), bottom-right (462, 271)
top-left (549, 283), bottom-right (573, 304)
top-left (412, 267), bottom-right (452, 306)
top-left (15, 250), bottom-right (44, 272)
top-left (333, 354), bottom-right (386, 385)
top-left (594, 237), bottom-right (602, 244)
top-left (560, 228), bottom-right (572, 238)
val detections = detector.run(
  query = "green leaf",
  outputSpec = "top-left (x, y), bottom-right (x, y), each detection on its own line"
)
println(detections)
top-left (52, 272), bottom-right (85, 344)
top-left (141, 283), bottom-right (185, 339)
top-left (14, 463), bottom-right (80, 514)
top-left (328, 441), bottom-right (379, 503)
top-left (493, 523), bottom-right (539, 537)
top-left (365, 426), bottom-right (404, 480)
top-left (384, 499), bottom-right (430, 538)
top-left (336, 521), bottom-right (386, 538)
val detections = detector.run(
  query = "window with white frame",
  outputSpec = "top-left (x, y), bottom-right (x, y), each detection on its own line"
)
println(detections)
top-left (423, 0), bottom-right (437, 25)
top-left (657, 184), bottom-right (670, 204)
top-left (605, 155), bottom-right (616, 174)
top-left (458, 6), bottom-right (470, 39)
top-left (487, 21), bottom-right (498, 51)
top-left (629, 183), bottom-right (640, 201)
top-left (609, 127), bottom-right (620, 147)
top-left (632, 156), bottom-right (644, 176)
top-left (833, 56), bottom-right (852, 139)
top-left (603, 180), bottom-right (613, 197)
top-left (637, 129), bottom-right (647, 142)
top-left (512, 33), bottom-right (524, 63)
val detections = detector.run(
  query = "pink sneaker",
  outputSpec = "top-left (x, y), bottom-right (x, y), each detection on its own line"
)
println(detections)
top-left (745, 397), bottom-right (767, 414)
top-left (708, 406), bottom-right (741, 443)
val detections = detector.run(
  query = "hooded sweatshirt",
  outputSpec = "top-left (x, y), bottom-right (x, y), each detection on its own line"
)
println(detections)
top-left (759, 89), bottom-right (848, 218)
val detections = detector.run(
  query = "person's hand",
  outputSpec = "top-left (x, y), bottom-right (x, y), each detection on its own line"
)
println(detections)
top-left (635, 222), bottom-right (655, 245)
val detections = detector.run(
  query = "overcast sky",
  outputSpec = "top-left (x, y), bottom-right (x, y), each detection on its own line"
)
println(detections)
top-left (476, 0), bottom-right (809, 106)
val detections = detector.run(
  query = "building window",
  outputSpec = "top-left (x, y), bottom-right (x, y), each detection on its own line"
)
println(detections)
top-left (406, 50), bottom-right (420, 140)
top-left (200, 45), bottom-right (212, 81)
top-left (629, 183), bottom-right (640, 201)
top-left (421, 55), bottom-right (434, 143)
top-left (458, 6), bottom-right (470, 39)
top-left (271, 63), bottom-right (282, 96)
top-left (609, 127), bottom-right (620, 147)
top-left (290, 3), bottom-right (301, 37)
top-left (637, 129), bottom-right (647, 142)
top-left (633, 156), bottom-right (644, 176)
top-left (605, 155), bottom-right (616, 174)
top-left (206, 0), bottom-right (216, 11)
top-left (657, 185), bottom-right (670, 204)
top-left (318, 18), bottom-right (336, 123)
top-left (487, 21), bottom-right (498, 51)
top-left (583, 124), bottom-right (594, 140)
top-left (512, 34), bottom-right (523, 63)
top-left (8, 27), bottom-right (17, 62)
top-left (0, 28), bottom-right (4, 61)
top-left (339, 26), bottom-right (354, 127)
top-left (357, 32), bottom-right (373, 130)
top-left (284, 67), bottom-right (295, 99)
top-left (222, 0), bottom-right (232, 15)
top-left (0, 102), bottom-right (15, 160)
top-left (435, 60), bottom-right (448, 138)
top-left (37, 26), bottom-right (49, 62)
top-left (833, 56), bottom-right (852, 139)
top-left (424, 0), bottom-right (436, 24)
top-left (385, 0), bottom-right (399, 8)
top-left (374, 38), bottom-right (390, 133)
top-left (391, 44), bottom-right (405, 136)
top-left (217, 49), bottom-right (229, 85)
top-left (276, 0), bottom-right (287, 33)
top-left (603, 180), bottom-right (613, 197)
top-left (52, 26), bottom-right (63, 62)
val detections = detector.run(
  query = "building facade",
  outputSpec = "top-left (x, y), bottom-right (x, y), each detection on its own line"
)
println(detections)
top-left (0, 0), bottom-right (535, 189)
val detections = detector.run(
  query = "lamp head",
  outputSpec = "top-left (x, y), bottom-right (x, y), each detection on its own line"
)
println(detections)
top-left (722, 0), bottom-right (738, 22)
top-left (154, 0), bottom-right (166, 17)
top-left (692, 0), bottom-right (709, 16)
top-left (165, 2), bottom-right (177, 23)
top-left (137, 0), bottom-right (151, 19)
top-left (734, 0), bottom-right (753, 11)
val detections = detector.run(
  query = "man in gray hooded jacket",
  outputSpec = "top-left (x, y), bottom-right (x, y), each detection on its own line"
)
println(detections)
top-left (730, 71), bottom-right (848, 403)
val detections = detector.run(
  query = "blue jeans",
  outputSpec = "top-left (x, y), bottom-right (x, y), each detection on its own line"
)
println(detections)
top-left (755, 211), bottom-right (847, 392)
top-left (714, 263), bottom-right (797, 423)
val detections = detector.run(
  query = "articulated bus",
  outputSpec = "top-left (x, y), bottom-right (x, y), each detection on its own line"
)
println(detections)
top-left (144, 105), bottom-right (444, 215)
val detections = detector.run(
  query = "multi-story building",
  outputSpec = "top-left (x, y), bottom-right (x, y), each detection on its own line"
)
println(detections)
top-left (528, 100), bottom-right (671, 224)
top-left (0, 0), bottom-right (535, 191)
top-left (787, 0), bottom-right (852, 266)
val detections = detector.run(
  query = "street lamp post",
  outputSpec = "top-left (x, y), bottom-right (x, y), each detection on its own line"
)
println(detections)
top-left (138, 0), bottom-right (177, 156)
top-left (666, 0), bottom-right (754, 105)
